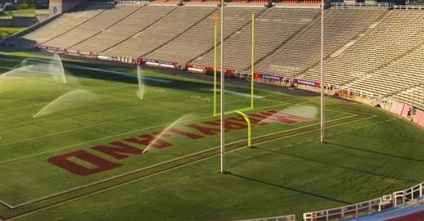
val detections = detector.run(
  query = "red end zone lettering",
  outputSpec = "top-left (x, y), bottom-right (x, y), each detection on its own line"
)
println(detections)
top-left (48, 109), bottom-right (313, 176)
top-left (92, 141), bottom-right (146, 160)
top-left (48, 150), bottom-right (122, 176)
top-left (168, 128), bottom-right (204, 139)
top-left (186, 124), bottom-right (222, 136)
top-left (125, 134), bottom-right (172, 149)
top-left (265, 112), bottom-right (314, 124)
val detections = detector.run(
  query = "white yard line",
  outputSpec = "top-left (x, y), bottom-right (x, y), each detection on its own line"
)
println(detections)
top-left (211, 89), bottom-right (265, 99)
top-left (1, 113), bottom-right (374, 210)
top-left (0, 102), bottom-right (289, 165)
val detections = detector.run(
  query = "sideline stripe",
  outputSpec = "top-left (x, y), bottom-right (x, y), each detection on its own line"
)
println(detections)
top-left (0, 102), bottom-right (291, 165)
top-left (64, 63), bottom-right (171, 84)
top-left (0, 58), bottom-right (170, 84)
top-left (211, 89), bottom-right (265, 99)
top-left (0, 112), bottom-right (367, 211)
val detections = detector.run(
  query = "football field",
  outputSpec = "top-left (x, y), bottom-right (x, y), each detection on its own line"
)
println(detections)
top-left (0, 53), bottom-right (423, 220)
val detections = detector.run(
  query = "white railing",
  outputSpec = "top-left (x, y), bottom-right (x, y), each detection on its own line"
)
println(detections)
top-left (331, 2), bottom-right (394, 8)
top-left (303, 198), bottom-right (382, 221)
top-left (393, 5), bottom-right (424, 10)
top-left (303, 182), bottom-right (424, 221)
top-left (237, 214), bottom-right (296, 221)
top-left (0, 2), bottom-right (13, 13)
top-left (339, 86), bottom-right (375, 98)
top-left (118, 0), bottom-right (151, 4)
top-left (85, 1), bottom-right (117, 5)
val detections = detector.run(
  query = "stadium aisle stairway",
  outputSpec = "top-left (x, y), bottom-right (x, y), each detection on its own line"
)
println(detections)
top-left (191, 7), bottom-right (319, 72)
top-left (302, 10), bottom-right (424, 87)
top-left (342, 45), bottom-right (424, 99)
top-left (105, 6), bottom-right (217, 58)
top-left (44, 5), bottom-right (143, 49)
top-left (391, 85), bottom-right (424, 110)
top-left (21, 4), bottom-right (111, 44)
top-left (187, 6), bottom-right (266, 68)
top-left (258, 8), bottom-right (385, 80)
top-left (74, 5), bottom-right (178, 54)
top-left (8, 4), bottom-right (424, 110)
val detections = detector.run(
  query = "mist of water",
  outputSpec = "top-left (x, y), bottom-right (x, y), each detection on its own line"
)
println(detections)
top-left (32, 89), bottom-right (97, 118)
top-left (136, 65), bottom-right (145, 100)
top-left (53, 53), bottom-right (67, 84)
top-left (0, 54), bottom-right (67, 91)
top-left (259, 105), bottom-right (318, 124)
top-left (142, 114), bottom-right (193, 154)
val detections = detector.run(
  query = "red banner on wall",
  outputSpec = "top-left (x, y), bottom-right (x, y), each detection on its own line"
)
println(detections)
top-left (396, 103), bottom-right (405, 116)
top-left (401, 105), bottom-right (411, 118)
top-left (413, 110), bottom-right (424, 128)
top-left (391, 101), bottom-right (399, 114)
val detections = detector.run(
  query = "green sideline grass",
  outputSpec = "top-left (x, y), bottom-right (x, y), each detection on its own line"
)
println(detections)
top-left (1, 9), bottom-right (35, 17)
top-left (0, 53), bottom-right (423, 220)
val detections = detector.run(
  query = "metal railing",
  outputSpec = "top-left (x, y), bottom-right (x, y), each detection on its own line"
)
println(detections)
top-left (237, 214), bottom-right (296, 221)
top-left (393, 5), bottom-right (424, 10)
top-left (117, 0), bottom-right (151, 4)
top-left (331, 2), bottom-right (394, 8)
top-left (303, 182), bottom-right (424, 221)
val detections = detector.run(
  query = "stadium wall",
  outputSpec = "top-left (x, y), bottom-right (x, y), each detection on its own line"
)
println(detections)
top-left (49, 0), bottom-right (82, 16)
top-left (304, 182), bottom-right (424, 221)
top-left (413, 110), bottom-right (424, 128)
top-left (386, 211), bottom-right (424, 221)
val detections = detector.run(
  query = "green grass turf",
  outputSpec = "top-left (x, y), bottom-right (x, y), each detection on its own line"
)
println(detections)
top-left (0, 27), bottom-right (25, 40)
top-left (0, 53), bottom-right (423, 220)
top-left (1, 9), bottom-right (35, 17)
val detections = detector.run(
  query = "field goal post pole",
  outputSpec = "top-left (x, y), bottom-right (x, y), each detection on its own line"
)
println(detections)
top-left (235, 111), bottom-right (252, 147)
top-left (213, 13), bottom-right (255, 117)
top-left (320, 0), bottom-right (325, 143)
top-left (213, 13), bottom-right (218, 117)
top-left (251, 12), bottom-right (255, 109)
top-left (220, 0), bottom-right (226, 174)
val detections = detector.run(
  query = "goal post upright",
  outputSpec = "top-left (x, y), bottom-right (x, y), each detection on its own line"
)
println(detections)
top-left (320, 0), bottom-right (325, 143)
top-left (220, 0), bottom-right (226, 174)
top-left (235, 110), bottom-right (252, 147)
top-left (213, 13), bottom-right (255, 117)
top-left (251, 12), bottom-right (255, 110)
top-left (213, 13), bottom-right (218, 117)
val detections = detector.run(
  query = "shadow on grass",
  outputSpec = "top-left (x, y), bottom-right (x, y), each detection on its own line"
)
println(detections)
top-left (228, 171), bottom-right (352, 205)
top-left (0, 54), bottom-right (214, 92)
top-left (0, 53), bottom-right (319, 97)
top-left (255, 147), bottom-right (419, 183)
top-left (326, 142), bottom-right (424, 164)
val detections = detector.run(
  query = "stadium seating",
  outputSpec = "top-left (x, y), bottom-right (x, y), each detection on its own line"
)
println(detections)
top-left (191, 7), bottom-right (319, 71)
top-left (105, 6), bottom-right (218, 58)
top-left (142, 5), bottom-right (220, 64)
top-left (301, 10), bottom-right (424, 87)
top-left (156, 6), bottom-right (266, 66)
top-left (391, 85), bottom-right (424, 110)
top-left (43, 5), bottom-right (143, 49)
top-left (71, 5), bottom-right (178, 54)
top-left (342, 45), bottom-right (424, 99)
top-left (21, 5), bottom-right (111, 44)
top-left (9, 4), bottom-right (424, 110)
top-left (257, 8), bottom-right (385, 80)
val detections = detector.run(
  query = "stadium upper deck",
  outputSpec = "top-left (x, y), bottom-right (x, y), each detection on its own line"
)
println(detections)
top-left (4, 2), bottom-right (424, 111)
